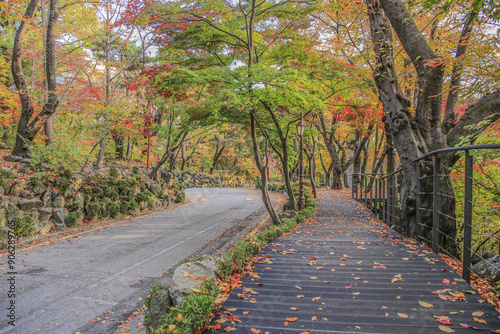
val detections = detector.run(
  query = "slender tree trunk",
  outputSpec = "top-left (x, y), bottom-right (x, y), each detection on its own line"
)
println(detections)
top-left (250, 110), bottom-right (281, 225)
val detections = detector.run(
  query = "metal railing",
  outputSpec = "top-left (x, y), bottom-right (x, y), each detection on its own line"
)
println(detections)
top-left (352, 169), bottom-right (404, 233)
top-left (353, 144), bottom-right (500, 291)
top-left (414, 144), bottom-right (500, 286)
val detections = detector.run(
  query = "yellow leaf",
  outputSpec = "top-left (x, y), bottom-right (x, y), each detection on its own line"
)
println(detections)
top-left (227, 308), bottom-right (237, 312)
top-left (474, 317), bottom-right (486, 324)
top-left (472, 311), bottom-right (484, 317)
top-left (438, 325), bottom-right (455, 333)
top-left (419, 301), bottom-right (434, 308)
top-left (297, 295), bottom-right (304, 298)
top-left (290, 307), bottom-right (298, 311)
top-left (243, 311), bottom-right (250, 315)
top-left (398, 313), bottom-right (409, 318)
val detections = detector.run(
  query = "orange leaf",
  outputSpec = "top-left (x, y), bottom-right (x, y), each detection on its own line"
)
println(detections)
top-left (472, 311), bottom-right (484, 317)
top-left (474, 317), bottom-right (486, 324)
top-left (312, 297), bottom-right (321, 301)
top-left (286, 317), bottom-right (298, 322)
top-left (168, 324), bottom-right (176, 333)
top-left (214, 323), bottom-right (221, 330)
top-left (177, 313), bottom-right (182, 321)
top-left (290, 307), bottom-right (298, 311)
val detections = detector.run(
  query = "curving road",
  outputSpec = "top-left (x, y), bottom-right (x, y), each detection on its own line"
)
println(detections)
top-left (0, 188), bottom-right (269, 334)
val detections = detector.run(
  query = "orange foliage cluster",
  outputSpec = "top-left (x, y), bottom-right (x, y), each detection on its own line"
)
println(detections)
top-left (440, 254), bottom-right (500, 312)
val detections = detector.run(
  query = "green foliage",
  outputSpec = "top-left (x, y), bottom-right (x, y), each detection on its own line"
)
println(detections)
top-left (86, 202), bottom-right (102, 219)
top-left (183, 253), bottom-right (203, 263)
top-left (109, 165), bottom-right (119, 178)
top-left (29, 175), bottom-right (42, 187)
top-left (28, 131), bottom-right (88, 170)
top-left (0, 168), bottom-right (16, 187)
top-left (53, 170), bottom-right (72, 192)
top-left (136, 190), bottom-right (155, 206)
top-left (65, 211), bottom-right (82, 227)
top-left (65, 201), bottom-right (81, 212)
top-left (132, 166), bottom-right (140, 175)
top-left (153, 282), bottom-right (219, 334)
top-left (174, 190), bottom-right (185, 203)
top-left (13, 215), bottom-right (35, 238)
top-left (108, 202), bottom-right (121, 217)
top-left (144, 284), bottom-right (170, 327)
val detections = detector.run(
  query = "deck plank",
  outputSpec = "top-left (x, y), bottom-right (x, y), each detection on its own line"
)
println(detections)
top-left (207, 190), bottom-right (500, 333)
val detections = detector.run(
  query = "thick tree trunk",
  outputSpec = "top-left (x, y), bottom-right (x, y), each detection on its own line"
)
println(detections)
top-left (11, 0), bottom-right (59, 158)
top-left (366, 0), bottom-right (460, 253)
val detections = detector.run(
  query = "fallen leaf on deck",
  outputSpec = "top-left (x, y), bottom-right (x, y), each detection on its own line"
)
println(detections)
top-left (419, 301), bottom-right (433, 308)
top-left (438, 326), bottom-right (454, 333)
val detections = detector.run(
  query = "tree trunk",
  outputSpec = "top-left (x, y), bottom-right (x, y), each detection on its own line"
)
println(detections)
top-left (250, 110), bottom-right (281, 225)
top-left (11, 0), bottom-right (60, 158)
top-left (263, 102), bottom-right (298, 211)
top-left (365, 0), bottom-right (471, 253)
top-left (315, 113), bottom-right (342, 189)
top-left (305, 139), bottom-right (318, 199)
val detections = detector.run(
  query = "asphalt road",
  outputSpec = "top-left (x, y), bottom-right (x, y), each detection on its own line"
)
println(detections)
top-left (0, 188), bottom-right (268, 334)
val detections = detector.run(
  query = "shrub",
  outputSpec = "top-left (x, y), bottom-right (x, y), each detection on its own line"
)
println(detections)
top-left (0, 168), bottom-right (16, 187)
top-left (53, 170), bottom-right (72, 192)
top-left (29, 175), bottom-right (42, 187)
top-left (109, 165), bottom-right (119, 178)
top-left (132, 166), bottom-right (140, 175)
top-left (65, 211), bottom-right (82, 227)
top-left (108, 202), bottom-right (121, 217)
top-left (153, 282), bottom-right (218, 334)
top-left (175, 191), bottom-right (185, 203)
top-left (104, 186), bottom-right (119, 201)
top-left (86, 202), bottom-right (101, 219)
top-left (120, 201), bottom-right (129, 215)
top-left (13, 215), bottom-right (35, 238)
top-left (144, 284), bottom-right (170, 328)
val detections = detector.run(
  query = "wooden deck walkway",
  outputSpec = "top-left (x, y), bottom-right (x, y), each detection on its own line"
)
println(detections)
top-left (207, 189), bottom-right (500, 333)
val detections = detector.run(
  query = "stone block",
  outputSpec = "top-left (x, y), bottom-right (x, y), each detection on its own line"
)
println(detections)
top-left (19, 198), bottom-right (44, 211)
top-left (50, 208), bottom-right (68, 225)
top-left (52, 195), bottom-right (65, 209)
top-left (38, 221), bottom-right (54, 235)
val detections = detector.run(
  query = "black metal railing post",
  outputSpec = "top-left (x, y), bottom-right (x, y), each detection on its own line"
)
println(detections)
top-left (463, 150), bottom-right (473, 283)
top-left (432, 156), bottom-right (441, 254)
top-left (389, 175), bottom-right (395, 227)
top-left (416, 162), bottom-right (422, 241)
